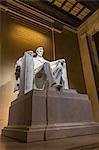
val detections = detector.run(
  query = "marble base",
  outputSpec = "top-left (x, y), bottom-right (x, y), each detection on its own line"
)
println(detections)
top-left (2, 89), bottom-right (99, 142)
top-left (2, 125), bottom-right (46, 142)
top-left (45, 122), bottom-right (99, 140)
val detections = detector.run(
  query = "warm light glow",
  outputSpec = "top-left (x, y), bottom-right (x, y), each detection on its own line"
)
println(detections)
top-left (55, 0), bottom-right (64, 3)
top-left (62, 5), bottom-right (71, 11)
top-left (10, 24), bottom-right (48, 45)
top-left (48, 0), bottom-right (53, 2)
top-left (62, 1), bottom-right (73, 11)
top-left (65, 1), bottom-right (73, 8)
top-left (68, 0), bottom-right (76, 4)
top-left (77, 7), bottom-right (91, 20)
top-left (77, 14), bottom-right (84, 20)
top-left (80, 11), bottom-right (87, 16)
top-left (73, 7), bottom-right (80, 12)
top-left (84, 8), bottom-right (91, 13)
top-left (54, 0), bottom-right (64, 7)
top-left (70, 3), bottom-right (84, 16)
top-left (70, 10), bottom-right (78, 16)
top-left (76, 3), bottom-right (84, 9)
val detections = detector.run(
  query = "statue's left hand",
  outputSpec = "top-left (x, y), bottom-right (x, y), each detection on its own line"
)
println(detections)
top-left (59, 59), bottom-right (65, 63)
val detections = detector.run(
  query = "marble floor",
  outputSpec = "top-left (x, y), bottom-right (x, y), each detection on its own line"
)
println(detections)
top-left (0, 134), bottom-right (99, 150)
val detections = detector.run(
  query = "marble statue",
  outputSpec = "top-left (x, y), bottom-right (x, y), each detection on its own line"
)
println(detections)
top-left (14, 47), bottom-right (69, 94)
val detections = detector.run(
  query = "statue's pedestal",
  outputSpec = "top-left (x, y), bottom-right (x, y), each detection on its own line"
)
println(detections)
top-left (2, 90), bottom-right (99, 142)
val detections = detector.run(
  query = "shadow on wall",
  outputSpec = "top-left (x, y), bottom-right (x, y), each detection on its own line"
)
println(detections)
top-left (0, 79), bottom-right (18, 134)
top-left (0, 12), bottom-right (52, 133)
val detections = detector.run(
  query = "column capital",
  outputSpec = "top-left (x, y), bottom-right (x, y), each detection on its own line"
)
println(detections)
top-left (77, 9), bottom-right (99, 36)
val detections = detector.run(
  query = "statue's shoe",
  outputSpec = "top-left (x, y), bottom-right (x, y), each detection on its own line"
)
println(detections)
top-left (51, 82), bottom-right (62, 91)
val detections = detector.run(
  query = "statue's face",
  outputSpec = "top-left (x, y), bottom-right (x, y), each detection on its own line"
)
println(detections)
top-left (36, 47), bottom-right (44, 57)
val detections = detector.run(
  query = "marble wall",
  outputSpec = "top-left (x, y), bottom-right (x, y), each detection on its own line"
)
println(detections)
top-left (55, 30), bottom-right (86, 93)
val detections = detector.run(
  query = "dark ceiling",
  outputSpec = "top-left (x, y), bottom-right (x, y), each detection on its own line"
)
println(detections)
top-left (20, 0), bottom-right (99, 28)
top-left (1, 0), bottom-right (99, 28)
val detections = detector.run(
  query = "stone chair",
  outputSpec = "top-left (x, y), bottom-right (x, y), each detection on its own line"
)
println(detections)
top-left (33, 68), bottom-right (47, 90)
top-left (16, 52), bottom-right (48, 96)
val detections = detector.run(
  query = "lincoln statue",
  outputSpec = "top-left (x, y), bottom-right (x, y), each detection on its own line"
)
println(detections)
top-left (14, 47), bottom-right (69, 94)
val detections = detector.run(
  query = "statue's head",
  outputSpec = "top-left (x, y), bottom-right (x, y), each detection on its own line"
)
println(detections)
top-left (36, 47), bottom-right (44, 57)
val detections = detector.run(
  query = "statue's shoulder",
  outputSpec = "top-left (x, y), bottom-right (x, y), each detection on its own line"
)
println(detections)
top-left (16, 57), bottom-right (23, 63)
top-left (15, 57), bottom-right (23, 67)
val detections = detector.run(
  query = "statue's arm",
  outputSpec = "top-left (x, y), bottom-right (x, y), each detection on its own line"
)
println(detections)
top-left (15, 57), bottom-right (23, 79)
top-left (14, 57), bottom-right (23, 92)
top-left (49, 58), bottom-right (66, 66)
top-left (15, 66), bottom-right (20, 80)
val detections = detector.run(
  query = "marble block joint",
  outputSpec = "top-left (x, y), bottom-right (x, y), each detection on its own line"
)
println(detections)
top-left (2, 90), bottom-right (99, 142)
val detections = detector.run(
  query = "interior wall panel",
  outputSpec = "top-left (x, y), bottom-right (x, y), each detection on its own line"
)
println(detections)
top-left (0, 11), bottom-right (53, 133)
top-left (55, 29), bottom-right (86, 93)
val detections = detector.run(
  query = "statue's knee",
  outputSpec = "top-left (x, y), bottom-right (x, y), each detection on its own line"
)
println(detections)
top-left (57, 66), bottom-right (62, 71)
top-left (44, 62), bottom-right (50, 67)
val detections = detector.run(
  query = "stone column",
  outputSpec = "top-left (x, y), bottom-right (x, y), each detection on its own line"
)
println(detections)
top-left (78, 33), bottom-right (99, 121)
top-left (77, 9), bottom-right (99, 121)
top-left (87, 34), bottom-right (99, 98)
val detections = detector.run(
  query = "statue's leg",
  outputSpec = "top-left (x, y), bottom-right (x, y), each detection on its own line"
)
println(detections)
top-left (53, 66), bottom-right (62, 85)
top-left (62, 63), bottom-right (69, 89)
top-left (43, 62), bottom-right (55, 86)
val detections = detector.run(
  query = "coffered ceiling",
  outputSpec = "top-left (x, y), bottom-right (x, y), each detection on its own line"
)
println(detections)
top-left (20, 0), bottom-right (99, 28)
top-left (1, 0), bottom-right (99, 29)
